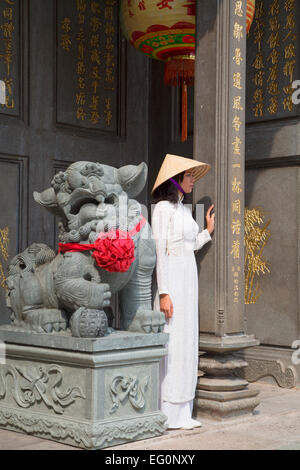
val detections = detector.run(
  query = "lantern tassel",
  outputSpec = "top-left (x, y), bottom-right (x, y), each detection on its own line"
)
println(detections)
top-left (181, 81), bottom-right (188, 142)
top-left (164, 59), bottom-right (194, 142)
top-left (164, 59), bottom-right (194, 87)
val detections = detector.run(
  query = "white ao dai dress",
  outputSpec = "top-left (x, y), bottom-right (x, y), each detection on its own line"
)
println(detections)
top-left (152, 198), bottom-right (211, 428)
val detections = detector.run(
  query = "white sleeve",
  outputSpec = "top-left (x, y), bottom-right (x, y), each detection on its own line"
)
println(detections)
top-left (194, 228), bottom-right (212, 251)
top-left (151, 201), bottom-right (172, 295)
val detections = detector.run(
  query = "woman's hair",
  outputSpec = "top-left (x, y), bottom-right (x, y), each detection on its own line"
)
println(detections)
top-left (151, 171), bottom-right (185, 205)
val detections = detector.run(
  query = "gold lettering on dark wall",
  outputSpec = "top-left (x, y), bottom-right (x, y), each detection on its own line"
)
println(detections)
top-left (246, 0), bottom-right (299, 122)
top-left (56, 0), bottom-right (118, 133)
top-left (0, 226), bottom-right (9, 293)
top-left (282, 0), bottom-right (297, 111)
top-left (61, 17), bottom-right (72, 52)
top-left (229, 1), bottom-right (246, 307)
top-left (0, 0), bottom-right (19, 115)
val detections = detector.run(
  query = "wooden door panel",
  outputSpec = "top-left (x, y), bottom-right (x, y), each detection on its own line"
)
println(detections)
top-left (0, 154), bottom-right (28, 323)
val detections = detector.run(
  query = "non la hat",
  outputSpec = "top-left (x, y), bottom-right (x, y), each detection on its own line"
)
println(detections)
top-left (152, 153), bottom-right (211, 193)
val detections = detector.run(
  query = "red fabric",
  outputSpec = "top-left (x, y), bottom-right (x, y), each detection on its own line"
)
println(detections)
top-left (58, 217), bottom-right (146, 273)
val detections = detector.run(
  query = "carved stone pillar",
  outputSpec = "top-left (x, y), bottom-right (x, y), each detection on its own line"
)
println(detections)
top-left (193, 0), bottom-right (260, 419)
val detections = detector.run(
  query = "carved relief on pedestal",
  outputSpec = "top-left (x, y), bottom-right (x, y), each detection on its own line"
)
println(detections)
top-left (109, 374), bottom-right (149, 414)
top-left (0, 364), bottom-right (86, 414)
top-left (0, 407), bottom-right (167, 449)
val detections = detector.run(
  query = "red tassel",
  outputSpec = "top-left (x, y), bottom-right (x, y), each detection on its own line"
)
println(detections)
top-left (164, 59), bottom-right (194, 142)
top-left (181, 82), bottom-right (188, 142)
top-left (164, 59), bottom-right (195, 87)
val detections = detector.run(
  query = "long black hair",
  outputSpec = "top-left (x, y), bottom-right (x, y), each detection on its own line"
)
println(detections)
top-left (151, 171), bottom-right (185, 205)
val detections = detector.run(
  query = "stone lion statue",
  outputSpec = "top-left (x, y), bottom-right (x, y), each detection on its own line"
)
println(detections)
top-left (5, 161), bottom-right (165, 337)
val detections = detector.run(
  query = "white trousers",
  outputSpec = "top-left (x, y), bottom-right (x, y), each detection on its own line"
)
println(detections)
top-left (159, 354), bottom-right (194, 429)
top-left (161, 400), bottom-right (194, 429)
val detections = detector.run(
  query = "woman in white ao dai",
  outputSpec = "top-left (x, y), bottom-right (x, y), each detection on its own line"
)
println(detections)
top-left (151, 155), bottom-right (214, 430)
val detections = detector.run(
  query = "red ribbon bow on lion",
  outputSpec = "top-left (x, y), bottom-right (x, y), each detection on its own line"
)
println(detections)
top-left (58, 217), bottom-right (146, 273)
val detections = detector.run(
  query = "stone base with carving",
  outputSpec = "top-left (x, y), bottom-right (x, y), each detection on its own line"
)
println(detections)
top-left (0, 328), bottom-right (168, 449)
top-left (234, 345), bottom-right (298, 389)
top-left (195, 335), bottom-right (261, 420)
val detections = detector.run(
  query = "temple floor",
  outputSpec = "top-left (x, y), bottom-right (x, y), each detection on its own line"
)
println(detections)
top-left (1, 383), bottom-right (300, 450)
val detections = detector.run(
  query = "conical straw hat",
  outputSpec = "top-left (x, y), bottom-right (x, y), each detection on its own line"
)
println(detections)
top-left (152, 154), bottom-right (210, 193)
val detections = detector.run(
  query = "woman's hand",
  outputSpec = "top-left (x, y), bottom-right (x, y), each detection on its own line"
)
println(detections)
top-left (206, 204), bottom-right (215, 235)
top-left (159, 294), bottom-right (174, 319)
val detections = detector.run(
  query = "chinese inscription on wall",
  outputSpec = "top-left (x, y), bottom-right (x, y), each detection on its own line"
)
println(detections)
top-left (56, 0), bottom-right (118, 133)
top-left (0, 0), bottom-right (19, 116)
top-left (246, 0), bottom-right (299, 122)
top-left (0, 226), bottom-right (9, 293)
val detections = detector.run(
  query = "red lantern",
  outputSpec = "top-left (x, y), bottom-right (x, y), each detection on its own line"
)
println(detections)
top-left (120, 0), bottom-right (195, 141)
top-left (120, 1), bottom-right (255, 142)
top-left (247, 0), bottom-right (255, 35)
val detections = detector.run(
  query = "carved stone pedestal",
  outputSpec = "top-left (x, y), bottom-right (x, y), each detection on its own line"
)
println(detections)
top-left (0, 328), bottom-right (168, 449)
top-left (195, 335), bottom-right (260, 420)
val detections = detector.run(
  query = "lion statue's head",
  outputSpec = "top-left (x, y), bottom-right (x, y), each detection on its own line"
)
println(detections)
top-left (33, 161), bottom-right (148, 245)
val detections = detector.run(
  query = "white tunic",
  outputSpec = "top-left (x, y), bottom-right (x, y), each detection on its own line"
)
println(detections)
top-left (152, 199), bottom-right (211, 404)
